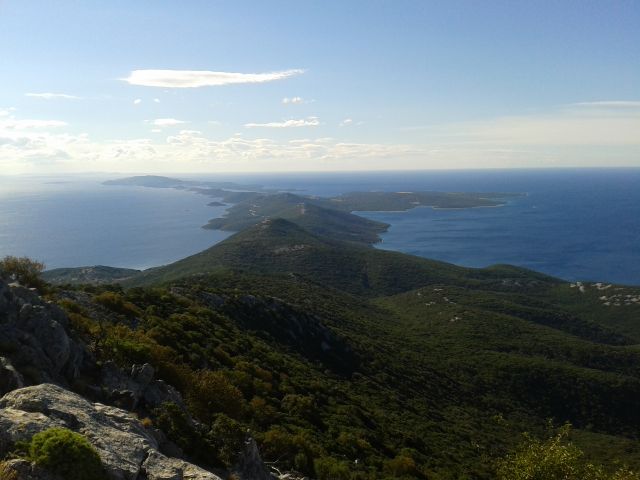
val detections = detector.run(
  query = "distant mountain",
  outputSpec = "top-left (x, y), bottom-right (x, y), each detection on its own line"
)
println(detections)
top-left (103, 175), bottom-right (190, 188)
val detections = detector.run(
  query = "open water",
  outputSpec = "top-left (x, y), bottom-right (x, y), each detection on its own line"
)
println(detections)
top-left (1, 169), bottom-right (638, 285)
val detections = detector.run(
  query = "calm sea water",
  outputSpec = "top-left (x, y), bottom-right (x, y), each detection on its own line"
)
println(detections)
top-left (1, 169), bottom-right (639, 285)
top-left (0, 176), bottom-right (230, 270)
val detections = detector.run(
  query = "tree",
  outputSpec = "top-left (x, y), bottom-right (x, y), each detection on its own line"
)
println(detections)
top-left (0, 255), bottom-right (46, 290)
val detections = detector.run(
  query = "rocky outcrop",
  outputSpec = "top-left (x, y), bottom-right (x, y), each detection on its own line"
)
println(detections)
top-left (0, 280), bottom-right (87, 391)
top-left (0, 279), bottom-right (275, 480)
top-left (101, 361), bottom-right (184, 412)
top-left (233, 437), bottom-right (273, 480)
top-left (0, 383), bottom-right (222, 480)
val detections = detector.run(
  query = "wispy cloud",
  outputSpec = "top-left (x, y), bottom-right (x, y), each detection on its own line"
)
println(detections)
top-left (0, 118), bottom-right (68, 129)
top-left (570, 100), bottom-right (640, 109)
top-left (282, 96), bottom-right (303, 104)
top-left (151, 118), bottom-right (187, 127)
top-left (245, 117), bottom-right (320, 128)
top-left (123, 69), bottom-right (304, 88)
top-left (25, 92), bottom-right (82, 100)
top-left (404, 100), bottom-right (640, 147)
top-left (339, 118), bottom-right (353, 127)
top-left (133, 99), bottom-right (142, 105)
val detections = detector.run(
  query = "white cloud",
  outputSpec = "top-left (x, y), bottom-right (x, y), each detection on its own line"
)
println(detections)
top-left (245, 117), bottom-right (320, 128)
top-left (25, 93), bottom-right (82, 100)
top-left (123, 69), bottom-right (304, 88)
top-left (340, 118), bottom-right (353, 127)
top-left (153, 98), bottom-right (161, 103)
top-left (2, 101), bottom-right (639, 174)
top-left (2, 124), bottom-right (639, 175)
top-left (151, 118), bottom-right (187, 127)
top-left (282, 96), bottom-right (304, 105)
top-left (0, 123), bottom-right (427, 174)
top-left (133, 99), bottom-right (142, 105)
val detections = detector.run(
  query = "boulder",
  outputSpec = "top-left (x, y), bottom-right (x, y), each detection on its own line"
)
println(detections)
top-left (0, 384), bottom-right (222, 480)
top-left (141, 450), bottom-right (224, 480)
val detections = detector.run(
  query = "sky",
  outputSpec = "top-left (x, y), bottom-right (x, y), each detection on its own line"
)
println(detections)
top-left (0, 0), bottom-right (638, 174)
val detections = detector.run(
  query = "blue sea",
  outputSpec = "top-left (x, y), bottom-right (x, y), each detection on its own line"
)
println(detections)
top-left (1, 169), bottom-right (639, 285)
top-left (0, 175), bottom-right (231, 270)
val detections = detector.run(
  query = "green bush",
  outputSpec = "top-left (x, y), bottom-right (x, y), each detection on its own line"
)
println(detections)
top-left (314, 456), bottom-right (352, 480)
top-left (0, 256), bottom-right (46, 290)
top-left (186, 370), bottom-right (245, 422)
top-left (27, 427), bottom-right (107, 480)
top-left (496, 425), bottom-right (640, 480)
top-left (208, 414), bottom-right (247, 466)
top-left (93, 291), bottom-right (142, 317)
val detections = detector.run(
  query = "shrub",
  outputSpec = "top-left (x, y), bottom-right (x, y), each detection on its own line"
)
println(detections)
top-left (27, 427), bottom-right (107, 480)
top-left (208, 414), bottom-right (247, 466)
top-left (93, 291), bottom-right (141, 317)
top-left (496, 425), bottom-right (640, 480)
top-left (0, 256), bottom-right (46, 290)
top-left (314, 456), bottom-right (352, 480)
top-left (383, 454), bottom-right (417, 477)
top-left (154, 402), bottom-right (202, 454)
top-left (186, 370), bottom-right (245, 422)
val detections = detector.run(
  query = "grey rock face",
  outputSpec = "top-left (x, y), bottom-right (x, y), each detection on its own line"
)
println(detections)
top-left (0, 384), bottom-right (222, 480)
top-left (0, 280), bottom-right (85, 387)
top-left (101, 361), bottom-right (184, 411)
top-left (234, 437), bottom-right (274, 480)
top-left (18, 303), bottom-right (70, 374)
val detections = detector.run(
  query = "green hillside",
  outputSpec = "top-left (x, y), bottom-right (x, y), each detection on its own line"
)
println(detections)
top-left (49, 261), bottom-right (640, 479)
top-left (203, 192), bottom-right (389, 244)
top-left (127, 218), bottom-right (559, 296)
top-left (28, 190), bottom-right (640, 479)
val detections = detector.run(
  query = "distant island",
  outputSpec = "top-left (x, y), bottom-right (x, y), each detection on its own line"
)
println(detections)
top-left (105, 175), bottom-right (520, 245)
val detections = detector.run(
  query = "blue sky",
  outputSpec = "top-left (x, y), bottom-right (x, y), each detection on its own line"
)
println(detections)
top-left (0, 0), bottom-right (638, 173)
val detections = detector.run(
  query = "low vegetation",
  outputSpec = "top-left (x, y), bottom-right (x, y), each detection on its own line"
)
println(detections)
top-left (497, 426), bottom-right (640, 480)
top-left (19, 428), bottom-right (107, 480)
top-left (0, 255), bottom-right (46, 291)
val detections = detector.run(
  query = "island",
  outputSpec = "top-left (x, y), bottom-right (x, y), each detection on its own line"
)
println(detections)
top-left (104, 175), bottom-right (521, 245)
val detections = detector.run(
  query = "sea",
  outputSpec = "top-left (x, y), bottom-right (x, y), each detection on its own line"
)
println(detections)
top-left (0, 169), bottom-right (639, 285)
